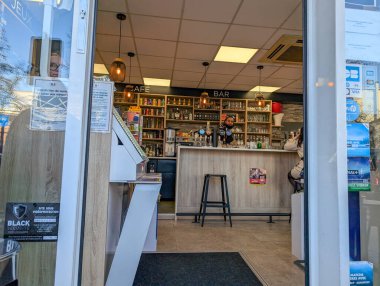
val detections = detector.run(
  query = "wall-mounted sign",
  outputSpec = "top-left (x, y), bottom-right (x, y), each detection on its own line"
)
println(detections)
top-left (250, 168), bottom-right (267, 184)
top-left (91, 81), bottom-right (114, 133)
top-left (350, 261), bottom-right (373, 286)
top-left (346, 64), bottom-right (363, 97)
top-left (0, 115), bottom-right (9, 127)
top-left (348, 157), bottom-right (371, 191)
top-left (4, 202), bottom-right (60, 241)
top-left (347, 123), bottom-right (370, 157)
top-left (30, 78), bottom-right (68, 131)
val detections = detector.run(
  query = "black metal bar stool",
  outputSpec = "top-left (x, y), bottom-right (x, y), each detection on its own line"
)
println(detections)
top-left (197, 174), bottom-right (232, 227)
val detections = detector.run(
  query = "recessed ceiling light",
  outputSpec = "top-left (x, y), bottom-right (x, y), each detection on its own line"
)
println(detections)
top-left (93, 64), bottom-right (109, 75)
top-left (250, 86), bottom-right (281, 93)
top-left (143, 78), bottom-right (171, 87)
top-left (214, 46), bottom-right (258, 63)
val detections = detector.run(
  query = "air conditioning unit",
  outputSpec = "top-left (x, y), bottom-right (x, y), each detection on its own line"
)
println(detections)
top-left (260, 35), bottom-right (303, 65)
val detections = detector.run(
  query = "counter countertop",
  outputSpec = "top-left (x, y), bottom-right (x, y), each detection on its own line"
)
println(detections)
top-left (148, 157), bottom-right (177, 160)
top-left (178, 146), bottom-right (296, 153)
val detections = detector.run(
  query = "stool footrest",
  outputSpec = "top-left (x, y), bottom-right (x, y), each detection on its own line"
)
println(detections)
top-left (203, 201), bottom-right (225, 204)
top-left (204, 204), bottom-right (229, 208)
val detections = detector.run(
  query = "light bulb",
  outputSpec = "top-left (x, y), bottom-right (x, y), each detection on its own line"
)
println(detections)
top-left (116, 68), bottom-right (121, 75)
top-left (203, 99), bottom-right (206, 104)
top-left (127, 92), bottom-right (131, 98)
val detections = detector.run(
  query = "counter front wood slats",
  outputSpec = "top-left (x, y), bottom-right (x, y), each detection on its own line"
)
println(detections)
top-left (175, 146), bottom-right (299, 218)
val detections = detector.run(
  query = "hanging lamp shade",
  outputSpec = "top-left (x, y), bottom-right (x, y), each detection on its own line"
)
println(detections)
top-left (255, 65), bottom-right (265, 107)
top-left (123, 52), bottom-right (135, 100)
top-left (200, 62), bottom-right (210, 108)
top-left (110, 13), bottom-right (127, 82)
top-left (110, 58), bottom-right (126, 82)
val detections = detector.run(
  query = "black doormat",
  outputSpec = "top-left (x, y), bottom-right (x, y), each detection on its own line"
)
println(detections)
top-left (133, 252), bottom-right (263, 286)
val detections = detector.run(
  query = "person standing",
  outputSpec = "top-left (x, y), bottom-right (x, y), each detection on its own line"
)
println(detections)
top-left (284, 128), bottom-right (304, 191)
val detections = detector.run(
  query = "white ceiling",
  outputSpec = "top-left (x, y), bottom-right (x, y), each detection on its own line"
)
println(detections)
top-left (95, 0), bottom-right (303, 94)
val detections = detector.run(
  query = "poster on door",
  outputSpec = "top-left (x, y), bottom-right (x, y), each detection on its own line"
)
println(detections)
top-left (249, 168), bottom-right (267, 185)
top-left (346, 64), bottom-right (363, 98)
top-left (347, 123), bottom-right (370, 157)
top-left (350, 261), bottom-right (373, 285)
top-left (348, 157), bottom-right (371, 191)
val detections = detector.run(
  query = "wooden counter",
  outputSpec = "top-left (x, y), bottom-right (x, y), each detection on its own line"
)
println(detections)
top-left (175, 146), bottom-right (299, 217)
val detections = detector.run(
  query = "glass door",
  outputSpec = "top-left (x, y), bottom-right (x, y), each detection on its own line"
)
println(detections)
top-left (0, 0), bottom-right (95, 285)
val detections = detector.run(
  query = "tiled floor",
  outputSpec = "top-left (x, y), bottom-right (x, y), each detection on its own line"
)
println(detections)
top-left (157, 219), bottom-right (305, 286)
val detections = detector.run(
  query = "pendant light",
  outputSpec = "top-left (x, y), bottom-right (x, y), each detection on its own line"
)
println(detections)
top-left (124, 52), bottom-right (135, 101)
top-left (110, 13), bottom-right (127, 82)
top-left (255, 65), bottom-right (265, 107)
top-left (200, 61), bottom-right (210, 108)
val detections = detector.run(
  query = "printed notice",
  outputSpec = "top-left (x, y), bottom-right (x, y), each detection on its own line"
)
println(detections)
top-left (91, 81), bottom-right (114, 133)
top-left (346, 64), bottom-right (362, 98)
top-left (30, 78), bottom-right (68, 131)
top-left (350, 261), bottom-right (373, 285)
top-left (250, 168), bottom-right (267, 185)
top-left (348, 157), bottom-right (371, 191)
top-left (4, 202), bottom-right (60, 241)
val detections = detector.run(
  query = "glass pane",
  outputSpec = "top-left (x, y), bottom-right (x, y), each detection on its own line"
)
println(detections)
top-left (345, 0), bottom-right (380, 284)
top-left (0, 0), bottom-right (74, 285)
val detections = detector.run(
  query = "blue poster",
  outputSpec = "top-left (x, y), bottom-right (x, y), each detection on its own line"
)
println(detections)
top-left (350, 261), bottom-right (373, 285)
top-left (347, 98), bottom-right (361, 122)
top-left (0, 115), bottom-right (9, 127)
top-left (348, 157), bottom-right (371, 191)
top-left (347, 123), bottom-right (370, 157)
top-left (346, 64), bottom-right (362, 97)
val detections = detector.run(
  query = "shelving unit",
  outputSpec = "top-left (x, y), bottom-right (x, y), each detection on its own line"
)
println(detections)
top-left (113, 91), bottom-right (276, 153)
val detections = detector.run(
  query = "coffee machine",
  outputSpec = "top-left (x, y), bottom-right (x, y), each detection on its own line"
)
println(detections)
top-left (164, 128), bottom-right (176, 157)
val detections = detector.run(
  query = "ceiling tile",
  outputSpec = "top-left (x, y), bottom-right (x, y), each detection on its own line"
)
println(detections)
top-left (263, 29), bottom-right (302, 50)
top-left (183, 0), bottom-right (241, 23)
top-left (135, 39), bottom-right (176, 57)
top-left (98, 0), bottom-right (127, 13)
top-left (95, 35), bottom-right (136, 53)
top-left (234, 0), bottom-right (300, 28)
top-left (131, 15), bottom-right (180, 41)
top-left (129, 77), bottom-right (144, 85)
top-left (222, 25), bottom-right (276, 49)
top-left (247, 49), bottom-right (281, 66)
top-left (207, 62), bottom-right (244, 75)
top-left (171, 80), bottom-right (200, 88)
top-left (138, 55), bottom-right (174, 70)
top-left (282, 4), bottom-right (303, 31)
top-left (231, 75), bottom-right (258, 85)
top-left (179, 20), bottom-right (229, 45)
top-left (261, 78), bottom-right (293, 87)
top-left (286, 79), bottom-right (303, 89)
top-left (96, 11), bottom-right (133, 36)
top-left (173, 70), bottom-right (204, 82)
top-left (205, 73), bottom-right (235, 84)
top-left (239, 64), bottom-right (280, 78)
top-left (225, 83), bottom-right (253, 91)
top-left (204, 82), bottom-right (228, 89)
top-left (176, 42), bottom-right (218, 60)
top-left (174, 59), bottom-right (205, 72)
top-left (127, 0), bottom-right (183, 18)
top-left (141, 68), bottom-right (172, 79)
top-left (99, 51), bottom-right (140, 66)
top-left (270, 67), bottom-right (303, 80)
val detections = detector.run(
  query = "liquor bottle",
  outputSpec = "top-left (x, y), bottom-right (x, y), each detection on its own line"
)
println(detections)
top-left (174, 108), bottom-right (180, 120)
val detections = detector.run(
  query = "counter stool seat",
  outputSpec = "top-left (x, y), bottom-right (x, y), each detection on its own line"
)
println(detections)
top-left (197, 174), bottom-right (232, 227)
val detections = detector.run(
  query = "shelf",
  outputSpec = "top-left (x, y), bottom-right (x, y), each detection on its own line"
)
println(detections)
top-left (222, 109), bottom-right (246, 112)
top-left (271, 138), bottom-right (284, 141)
top-left (143, 128), bottom-right (164, 130)
top-left (233, 132), bottom-right (245, 134)
top-left (194, 108), bottom-right (220, 112)
top-left (247, 132), bottom-right (271, 135)
top-left (142, 115), bottom-right (165, 118)
top-left (166, 104), bottom-right (193, 108)
top-left (166, 119), bottom-right (219, 123)
top-left (247, 121), bottom-right (271, 124)
top-left (142, 138), bottom-right (164, 141)
top-left (233, 122), bottom-right (246, 124)
top-left (114, 102), bottom-right (138, 105)
top-left (247, 110), bottom-right (271, 113)
top-left (272, 125), bottom-right (284, 127)
top-left (139, 105), bottom-right (165, 108)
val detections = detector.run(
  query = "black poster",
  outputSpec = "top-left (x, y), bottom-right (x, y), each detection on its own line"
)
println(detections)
top-left (4, 203), bottom-right (60, 242)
